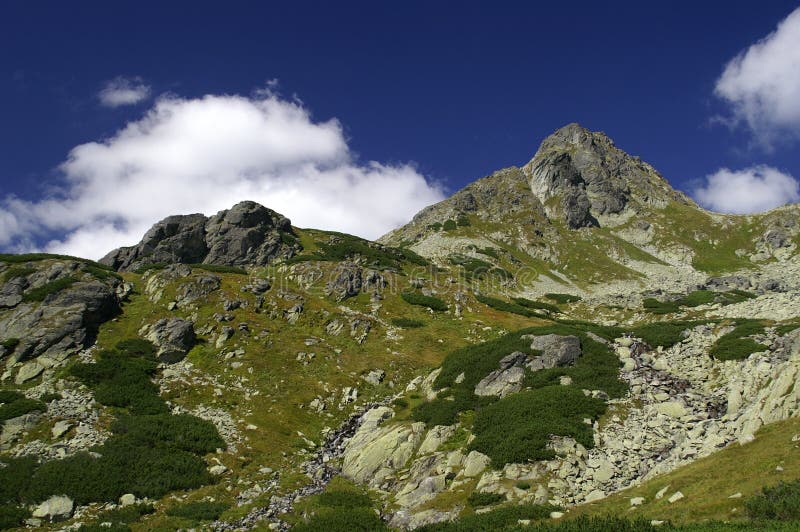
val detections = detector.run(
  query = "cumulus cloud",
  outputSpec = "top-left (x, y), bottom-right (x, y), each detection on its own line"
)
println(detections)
top-left (715, 7), bottom-right (800, 146)
top-left (0, 92), bottom-right (445, 259)
top-left (98, 76), bottom-right (152, 107)
top-left (693, 166), bottom-right (800, 214)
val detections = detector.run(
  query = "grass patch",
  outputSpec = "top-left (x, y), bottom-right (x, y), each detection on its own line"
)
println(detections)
top-left (133, 263), bottom-right (167, 274)
top-left (391, 317), bottom-right (425, 328)
top-left (286, 232), bottom-right (427, 269)
top-left (545, 293), bottom-right (582, 304)
top-left (416, 504), bottom-right (559, 531)
top-left (401, 291), bottom-right (448, 311)
top-left (450, 255), bottom-right (513, 281)
top-left (21, 276), bottom-right (77, 302)
top-left (709, 321), bottom-right (767, 361)
top-left (2, 265), bottom-right (35, 282)
top-left (166, 501), bottom-right (229, 521)
top-left (475, 294), bottom-right (543, 318)
top-left (189, 263), bottom-right (247, 275)
top-left (0, 253), bottom-right (115, 270)
top-left (292, 482), bottom-right (388, 532)
top-left (513, 297), bottom-right (560, 314)
top-left (80, 503), bottom-right (155, 530)
top-left (0, 393), bottom-right (45, 423)
top-left (644, 290), bottom-right (757, 314)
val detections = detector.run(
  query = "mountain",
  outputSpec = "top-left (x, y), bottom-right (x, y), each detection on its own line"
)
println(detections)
top-left (1, 124), bottom-right (800, 531)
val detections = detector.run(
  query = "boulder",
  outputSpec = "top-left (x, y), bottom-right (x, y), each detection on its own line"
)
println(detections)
top-left (32, 495), bottom-right (73, 521)
top-left (140, 318), bottom-right (196, 363)
top-left (475, 351), bottom-right (528, 397)
top-left (326, 262), bottom-right (362, 301)
top-left (527, 334), bottom-right (582, 370)
top-left (119, 493), bottom-right (136, 507)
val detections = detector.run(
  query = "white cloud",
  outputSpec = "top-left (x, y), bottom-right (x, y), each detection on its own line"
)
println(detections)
top-left (98, 76), bottom-right (152, 107)
top-left (0, 92), bottom-right (445, 260)
top-left (693, 165), bottom-right (800, 214)
top-left (715, 7), bottom-right (800, 146)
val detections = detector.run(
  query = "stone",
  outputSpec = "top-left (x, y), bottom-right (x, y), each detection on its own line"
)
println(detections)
top-left (584, 489), bottom-right (605, 502)
top-left (668, 491), bottom-right (684, 503)
top-left (209, 464), bottom-right (228, 475)
top-left (462, 451), bottom-right (491, 477)
top-left (418, 425), bottom-right (456, 455)
top-left (655, 486), bottom-right (670, 500)
top-left (325, 262), bottom-right (363, 301)
top-left (140, 317), bottom-right (196, 363)
top-left (51, 420), bottom-right (72, 439)
top-left (15, 360), bottom-right (45, 384)
top-left (363, 369), bottom-right (386, 386)
top-left (474, 351), bottom-right (527, 397)
top-left (32, 495), bottom-right (73, 521)
top-left (656, 401), bottom-right (687, 419)
top-left (550, 511), bottom-right (565, 519)
top-left (728, 492), bottom-right (742, 499)
top-left (630, 497), bottom-right (645, 506)
top-left (216, 326), bottom-right (235, 348)
top-left (119, 493), bottom-right (136, 506)
top-left (527, 335), bottom-right (582, 370)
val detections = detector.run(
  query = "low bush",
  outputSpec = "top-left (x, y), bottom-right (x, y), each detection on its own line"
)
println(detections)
top-left (401, 291), bottom-right (448, 311)
top-left (392, 398), bottom-right (409, 409)
top-left (475, 294), bottom-right (541, 318)
top-left (477, 246), bottom-right (499, 259)
top-left (469, 386), bottom-right (606, 465)
top-left (416, 504), bottom-right (559, 531)
top-left (443, 219), bottom-right (458, 231)
top-left (456, 215), bottom-right (471, 227)
top-left (293, 486), bottom-right (387, 532)
top-left (88, 503), bottom-right (155, 529)
top-left (315, 490), bottom-right (374, 509)
top-left (0, 253), bottom-right (115, 270)
top-left (133, 263), bottom-right (167, 274)
top-left (84, 264), bottom-right (122, 281)
top-left (516, 481), bottom-right (531, 490)
top-left (513, 297), bottom-right (559, 314)
top-left (745, 479), bottom-right (800, 521)
top-left (39, 392), bottom-right (62, 403)
top-left (0, 504), bottom-right (29, 530)
top-left (0, 338), bottom-right (19, 352)
top-left (467, 491), bottom-right (505, 507)
top-left (545, 293), bottom-right (582, 304)
top-left (166, 501), bottom-right (229, 521)
top-left (391, 317), bottom-right (425, 328)
top-left (0, 396), bottom-right (45, 423)
top-left (644, 290), bottom-right (756, 315)
top-left (111, 414), bottom-right (225, 453)
top-left (2, 265), bottom-right (35, 282)
top-left (710, 321), bottom-right (767, 361)
top-left (22, 276), bottom-right (77, 302)
top-left (286, 233), bottom-right (427, 268)
top-left (189, 263), bottom-right (247, 275)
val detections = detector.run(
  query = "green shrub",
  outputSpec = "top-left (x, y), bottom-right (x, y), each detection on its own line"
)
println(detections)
top-left (776, 323), bottom-right (800, 336)
top-left (293, 486), bottom-right (387, 532)
top-left (166, 501), bottom-right (229, 521)
top-left (477, 247), bottom-right (499, 259)
top-left (427, 222), bottom-right (443, 231)
top-left (467, 491), bottom-right (504, 507)
top-left (401, 292), bottom-right (448, 311)
top-left (628, 321), bottom-right (702, 348)
top-left (392, 398), bottom-right (409, 409)
top-left (189, 263), bottom-right (247, 275)
top-left (39, 392), bottom-right (62, 403)
top-left (22, 276), bottom-right (77, 302)
top-left (545, 293), bottom-right (582, 304)
top-left (391, 317), bottom-right (425, 328)
top-left (412, 388), bottom-right (494, 427)
top-left (84, 264), bottom-right (122, 281)
top-left (0, 253), bottom-right (115, 269)
top-left (286, 232), bottom-right (426, 268)
top-left (0, 338), bottom-right (19, 352)
top-left (516, 481), bottom-right (531, 490)
top-left (90, 503), bottom-right (155, 528)
top-left (111, 414), bottom-right (225, 453)
top-left (2, 265), bottom-right (35, 282)
top-left (456, 215), bottom-right (471, 227)
top-left (512, 297), bottom-right (559, 314)
top-left (642, 297), bottom-right (679, 314)
top-left (710, 321), bottom-right (767, 361)
top-left (0, 504), bottom-right (29, 530)
top-left (745, 479), bottom-right (800, 521)
top-left (133, 263), bottom-right (167, 274)
top-left (443, 219), bottom-right (458, 231)
top-left (0, 457), bottom-right (38, 503)
top-left (0, 397), bottom-right (45, 423)
top-left (475, 294), bottom-right (541, 318)
top-left (315, 490), bottom-right (374, 509)
top-left (469, 386), bottom-right (606, 465)
top-left (416, 504), bottom-right (558, 531)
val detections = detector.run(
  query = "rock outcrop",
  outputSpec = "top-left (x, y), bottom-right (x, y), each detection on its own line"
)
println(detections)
top-left (139, 317), bottom-right (197, 363)
top-left (101, 201), bottom-right (298, 271)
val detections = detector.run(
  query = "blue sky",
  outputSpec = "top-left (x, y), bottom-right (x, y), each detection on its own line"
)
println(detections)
top-left (2, 1), bottom-right (800, 258)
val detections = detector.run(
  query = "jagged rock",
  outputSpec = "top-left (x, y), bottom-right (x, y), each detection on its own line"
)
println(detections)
top-left (326, 262), bottom-right (363, 301)
top-left (140, 318), bottom-right (196, 363)
top-left (15, 360), bottom-right (45, 384)
top-left (101, 201), bottom-right (295, 271)
top-left (32, 495), bottom-right (73, 521)
top-left (243, 278), bottom-right (271, 294)
top-left (631, 496), bottom-right (645, 506)
top-left (325, 319), bottom-right (345, 336)
top-left (176, 274), bottom-right (221, 307)
top-left (285, 303), bottom-right (303, 323)
top-left (216, 326), bottom-right (234, 348)
top-left (362, 369), bottom-right (386, 386)
top-left (51, 420), bottom-right (72, 439)
top-left (418, 425), bottom-right (456, 455)
top-left (1, 413), bottom-right (41, 447)
top-left (350, 318), bottom-right (371, 344)
top-left (119, 494), bottom-right (136, 507)
top-left (764, 228), bottom-right (790, 249)
top-left (461, 450), bottom-right (491, 477)
top-left (474, 352), bottom-right (528, 397)
top-left (209, 464), bottom-right (228, 475)
top-left (527, 334), bottom-right (582, 370)
top-left (223, 299), bottom-right (242, 311)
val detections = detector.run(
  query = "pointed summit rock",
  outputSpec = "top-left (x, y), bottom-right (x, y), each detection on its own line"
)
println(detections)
top-left (101, 201), bottom-right (297, 271)
top-left (522, 123), bottom-right (693, 228)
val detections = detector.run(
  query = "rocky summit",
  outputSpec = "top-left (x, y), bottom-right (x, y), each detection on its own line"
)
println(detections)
top-left (2, 124), bottom-right (800, 531)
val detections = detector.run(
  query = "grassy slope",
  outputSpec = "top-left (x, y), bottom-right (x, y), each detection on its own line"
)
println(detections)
top-left (569, 416), bottom-right (800, 525)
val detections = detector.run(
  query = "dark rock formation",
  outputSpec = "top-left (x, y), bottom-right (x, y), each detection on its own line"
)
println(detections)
top-left (101, 201), bottom-right (297, 271)
top-left (139, 317), bottom-right (196, 363)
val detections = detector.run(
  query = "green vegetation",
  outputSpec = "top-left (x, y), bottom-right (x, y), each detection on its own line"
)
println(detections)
top-left (2, 265), bottom-right (35, 282)
top-left (469, 386), bottom-right (606, 464)
top-left (475, 294), bottom-right (543, 318)
top-left (457, 215), bottom-right (471, 227)
top-left (21, 276), bottom-right (77, 302)
top-left (644, 290), bottom-right (756, 314)
top-left (39, 392), bottom-right (62, 403)
top-left (0, 339), bottom-right (225, 507)
top-left (416, 504), bottom-right (559, 531)
top-left (83, 263), bottom-right (123, 281)
top-left (79, 503), bottom-right (155, 531)
top-left (450, 255), bottom-right (513, 281)
top-left (709, 321), bottom-right (767, 361)
top-left (443, 219), bottom-right (458, 231)
top-left (391, 317), bottom-right (425, 328)
top-left (0, 253), bottom-right (115, 270)
top-left (401, 291), bottom-right (448, 311)
top-left (476, 246), bottom-right (499, 259)
top-left (516, 481), bottom-right (531, 490)
top-left (0, 392), bottom-right (45, 423)
top-left (189, 263), bottom-right (247, 275)
top-left (513, 297), bottom-right (560, 314)
top-left (133, 263), bottom-right (167, 274)
top-left (545, 293), bottom-right (582, 304)
top-left (775, 323), bottom-right (800, 336)
top-left (745, 480), bottom-right (800, 521)
top-left (287, 232), bottom-right (427, 268)
top-left (166, 501), bottom-right (229, 521)
top-left (292, 483), bottom-right (388, 532)
top-left (467, 491), bottom-right (505, 507)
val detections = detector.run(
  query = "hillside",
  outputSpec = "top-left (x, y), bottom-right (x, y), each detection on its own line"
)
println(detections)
top-left (1, 125), bottom-right (799, 531)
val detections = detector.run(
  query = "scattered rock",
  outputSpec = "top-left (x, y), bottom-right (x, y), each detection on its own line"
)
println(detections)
top-left (32, 495), bottom-right (73, 521)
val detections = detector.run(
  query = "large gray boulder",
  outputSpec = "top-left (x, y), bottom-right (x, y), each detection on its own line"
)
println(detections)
top-left (32, 495), bottom-right (74, 521)
top-left (326, 262), bottom-right (363, 301)
top-left (139, 317), bottom-right (196, 363)
top-left (0, 260), bottom-right (121, 367)
top-left (527, 334), bottom-right (582, 370)
top-left (101, 201), bottom-right (297, 271)
top-left (475, 352), bottom-right (528, 397)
